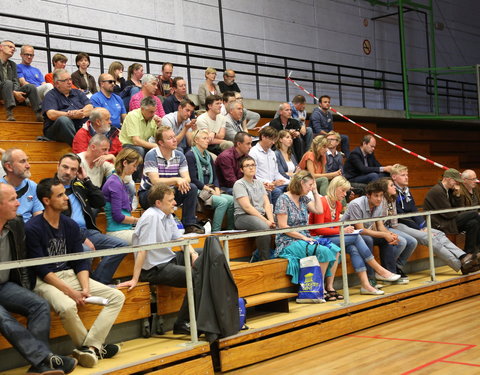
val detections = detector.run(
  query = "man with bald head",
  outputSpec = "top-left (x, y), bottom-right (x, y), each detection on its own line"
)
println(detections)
top-left (459, 169), bottom-right (480, 211)
top-left (17, 45), bottom-right (53, 100)
top-left (72, 107), bottom-right (122, 156)
top-left (90, 73), bottom-right (126, 129)
top-left (218, 69), bottom-right (241, 93)
top-left (0, 148), bottom-right (44, 222)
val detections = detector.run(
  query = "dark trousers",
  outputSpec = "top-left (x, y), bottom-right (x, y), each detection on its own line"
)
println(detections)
top-left (44, 116), bottom-right (77, 145)
top-left (0, 80), bottom-right (41, 112)
top-left (456, 210), bottom-right (480, 253)
top-left (0, 281), bottom-right (51, 366)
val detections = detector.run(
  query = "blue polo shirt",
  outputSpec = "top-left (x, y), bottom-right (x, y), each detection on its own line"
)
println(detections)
top-left (17, 64), bottom-right (44, 87)
top-left (90, 91), bottom-right (126, 129)
top-left (42, 88), bottom-right (91, 131)
top-left (0, 178), bottom-right (44, 222)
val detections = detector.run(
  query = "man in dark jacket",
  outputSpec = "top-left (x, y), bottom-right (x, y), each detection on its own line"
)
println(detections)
top-left (424, 168), bottom-right (480, 253)
top-left (0, 183), bottom-right (77, 374)
top-left (0, 40), bottom-right (42, 121)
top-left (343, 135), bottom-right (393, 183)
top-left (55, 153), bottom-right (128, 284)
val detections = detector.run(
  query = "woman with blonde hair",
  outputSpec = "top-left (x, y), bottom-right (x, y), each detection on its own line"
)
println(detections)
top-left (197, 67), bottom-right (221, 109)
top-left (299, 135), bottom-right (342, 195)
top-left (108, 61), bottom-right (126, 94)
top-left (309, 176), bottom-right (400, 296)
top-left (185, 129), bottom-right (234, 232)
top-left (102, 148), bottom-right (143, 244)
top-left (275, 130), bottom-right (299, 179)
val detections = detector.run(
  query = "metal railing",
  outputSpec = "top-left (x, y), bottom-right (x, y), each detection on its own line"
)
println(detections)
top-left (0, 12), bottom-right (476, 113)
top-left (2, 204), bottom-right (478, 345)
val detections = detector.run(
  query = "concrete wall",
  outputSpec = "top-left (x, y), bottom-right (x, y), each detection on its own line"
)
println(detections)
top-left (1, 0), bottom-right (479, 114)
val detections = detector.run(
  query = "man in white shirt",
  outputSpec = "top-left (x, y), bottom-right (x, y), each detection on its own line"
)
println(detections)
top-left (248, 126), bottom-right (288, 206)
top-left (161, 98), bottom-right (197, 153)
top-left (196, 94), bottom-right (233, 155)
top-left (77, 134), bottom-right (114, 188)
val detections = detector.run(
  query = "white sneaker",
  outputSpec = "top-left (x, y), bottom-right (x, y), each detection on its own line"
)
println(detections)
top-left (73, 347), bottom-right (98, 368)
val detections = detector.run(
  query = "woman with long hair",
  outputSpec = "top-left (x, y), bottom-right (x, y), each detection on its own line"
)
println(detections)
top-left (309, 176), bottom-right (400, 296)
top-left (71, 52), bottom-right (97, 95)
top-left (275, 130), bottom-right (299, 179)
top-left (108, 61), bottom-right (126, 94)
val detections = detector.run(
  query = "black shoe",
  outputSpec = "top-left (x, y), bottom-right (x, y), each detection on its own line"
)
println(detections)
top-left (25, 364), bottom-right (64, 375)
top-left (173, 322), bottom-right (190, 335)
top-left (46, 354), bottom-right (77, 374)
top-left (184, 225), bottom-right (205, 235)
top-left (98, 344), bottom-right (121, 359)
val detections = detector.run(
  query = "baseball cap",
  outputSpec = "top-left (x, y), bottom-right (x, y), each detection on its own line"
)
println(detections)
top-left (443, 168), bottom-right (462, 182)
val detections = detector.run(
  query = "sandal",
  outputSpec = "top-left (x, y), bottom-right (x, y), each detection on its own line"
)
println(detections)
top-left (325, 289), bottom-right (344, 300)
top-left (324, 291), bottom-right (337, 302)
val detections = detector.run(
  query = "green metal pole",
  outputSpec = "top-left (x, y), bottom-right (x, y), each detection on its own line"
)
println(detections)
top-left (398, 0), bottom-right (410, 118)
top-left (428, 0), bottom-right (439, 115)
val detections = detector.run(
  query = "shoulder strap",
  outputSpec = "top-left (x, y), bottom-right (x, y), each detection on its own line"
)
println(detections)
top-left (15, 183), bottom-right (30, 200)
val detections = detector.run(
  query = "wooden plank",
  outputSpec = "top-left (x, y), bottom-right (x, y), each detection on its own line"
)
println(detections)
top-left (0, 140), bottom-right (70, 161)
top-left (0, 282), bottom-right (151, 350)
top-left (148, 355), bottom-right (214, 375)
top-left (245, 292), bottom-right (297, 307)
top-left (29, 161), bottom-right (58, 182)
top-left (218, 277), bottom-right (480, 371)
top-left (0, 122), bottom-right (43, 140)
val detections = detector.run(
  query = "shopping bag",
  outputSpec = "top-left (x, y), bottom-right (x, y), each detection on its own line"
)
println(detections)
top-left (296, 247), bottom-right (324, 303)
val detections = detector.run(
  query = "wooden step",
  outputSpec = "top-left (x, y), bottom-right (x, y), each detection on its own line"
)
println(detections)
top-left (0, 121), bottom-right (43, 140)
top-left (29, 161), bottom-right (58, 182)
top-left (0, 140), bottom-right (70, 161)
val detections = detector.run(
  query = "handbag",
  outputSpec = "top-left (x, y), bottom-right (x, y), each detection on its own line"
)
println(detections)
top-left (296, 242), bottom-right (325, 303)
top-left (198, 184), bottom-right (215, 207)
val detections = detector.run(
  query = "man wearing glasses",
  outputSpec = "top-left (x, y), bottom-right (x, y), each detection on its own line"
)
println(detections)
top-left (0, 40), bottom-right (43, 122)
top-left (17, 45), bottom-right (53, 100)
top-left (90, 73), bottom-right (127, 129)
top-left (42, 69), bottom-right (93, 145)
top-left (325, 131), bottom-right (344, 174)
top-left (218, 69), bottom-right (241, 93)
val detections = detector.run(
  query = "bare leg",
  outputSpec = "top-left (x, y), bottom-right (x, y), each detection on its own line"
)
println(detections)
top-left (366, 258), bottom-right (397, 278)
top-left (358, 271), bottom-right (379, 292)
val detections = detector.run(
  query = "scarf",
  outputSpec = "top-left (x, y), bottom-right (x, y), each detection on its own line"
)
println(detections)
top-left (192, 146), bottom-right (213, 185)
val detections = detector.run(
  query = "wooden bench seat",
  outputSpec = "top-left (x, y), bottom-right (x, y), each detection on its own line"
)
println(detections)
top-left (0, 282), bottom-right (151, 351)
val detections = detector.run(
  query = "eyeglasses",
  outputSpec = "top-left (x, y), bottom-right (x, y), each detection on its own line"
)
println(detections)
top-left (57, 78), bottom-right (73, 83)
top-left (102, 80), bottom-right (116, 84)
top-left (242, 163), bottom-right (256, 168)
top-left (22, 53), bottom-right (34, 57)
top-left (226, 75), bottom-right (235, 78)
top-left (2, 44), bottom-right (15, 51)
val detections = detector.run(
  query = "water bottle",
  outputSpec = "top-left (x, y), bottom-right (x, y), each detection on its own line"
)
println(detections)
top-left (174, 215), bottom-right (185, 236)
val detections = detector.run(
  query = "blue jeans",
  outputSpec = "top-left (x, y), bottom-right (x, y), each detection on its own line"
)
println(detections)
top-left (83, 228), bottom-right (129, 285)
top-left (340, 134), bottom-right (350, 157)
top-left (270, 184), bottom-right (288, 208)
top-left (328, 234), bottom-right (373, 272)
top-left (362, 234), bottom-right (407, 275)
top-left (0, 282), bottom-right (51, 366)
top-left (390, 228), bottom-right (417, 271)
top-left (349, 172), bottom-right (390, 184)
top-left (44, 116), bottom-right (77, 145)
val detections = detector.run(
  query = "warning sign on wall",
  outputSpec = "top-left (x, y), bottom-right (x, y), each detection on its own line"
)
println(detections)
top-left (363, 39), bottom-right (372, 55)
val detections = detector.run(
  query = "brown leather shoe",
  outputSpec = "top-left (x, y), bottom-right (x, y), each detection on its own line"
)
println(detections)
top-left (460, 253), bottom-right (480, 274)
top-left (184, 225), bottom-right (205, 235)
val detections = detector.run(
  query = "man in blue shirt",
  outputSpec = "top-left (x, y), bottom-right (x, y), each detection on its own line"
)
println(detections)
top-left (0, 148), bottom-right (43, 222)
top-left (42, 69), bottom-right (93, 145)
top-left (17, 45), bottom-right (53, 100)
top-left (90, 73), bottom-right (126, 129)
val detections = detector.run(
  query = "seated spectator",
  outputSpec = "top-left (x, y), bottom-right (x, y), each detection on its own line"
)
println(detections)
top-left (26, 178), bottom-right (125, 368)
top-left (138, 126), bottom-right (203, 234)
top-left (78, 134), bottom-right (115, 188)
top-left (249, 126), bottom-right (288, 206)
top-left (342, 180), bottom-right (409, 286)
top-left (225, 99), bottom-right (247, 142)
top-left (186, 129), bottom-right (234, 232)
top-left (1, 148), bottom-right (43, 222)
top-left (424, 168), bottom-right (480, 254)
top-left (162, 98), bottom-right (196, 153)
top-left (309, 176), bottom-right (399, 296)
top-left (108, 61), bottom-right (126, 94)
top-left (343, 135), bottom-right (393, 183)
top-left (45, 53), bottom-right (68, 85)
top-left (73, 107), bottom-right (122, 156)
top-left (55, 153), bottom-right (128, 285)
top-left (310, 95), bottom-right (350, 157)
top-left (129, 74), bottom-right (165, 120)
top-left (215, 131), bottom-right (253, 193)
top-left (275, 171), bottom-right (339, 289)
top-left (197, 67), bottom-right (221, 109)
top-left (378, 177), bottom-right (418, 283)
top-left (71, 52), bottom-right (97, 96)
top-left (459, 169), bottom-right (480, 209)
top-left (0, 40), bottom-right (42, 122)
top-left (220, 90), bottom-right (236, 116)
top-left (90, 73), bottom-right (127, 129)
top-left (117, 183), bottom-right (202, 335)
top-left (196, 94), bottom-right (233, 155)
top-left (42, 69), bottom-right (93, 145)
top-left (233, 155), bottom-right (275, 260)
top-left (392, 164), bottom-right (478, 274)
top-left (275, 130), bottom-right (298, 180)
top-left (269, 102), bottom-right (310, 162)
top-left (121, 63), bottom-right (144, 109)
top-left (218, 69), bottom-right (241, 93)
top-left (0, 183), bottom-right (77, 375)
top-left (102, 148), bottom-right (142, 244)
top-left (325, 131), bottom-right (344, 173)
top-left (155, 62), bottom-right (174, 98)
top-left (299, 135), bottom-right (341, 196)
top-left (163, 76), bottom-right (191, 115)
top-left (17, 45), bottom-right (53, 100)
top-left (234, 92), bottom-right (261, 129)
top-left (119, 96), bottom-right (158, 159)
top-left (274, 94), bottom-right (309, 129)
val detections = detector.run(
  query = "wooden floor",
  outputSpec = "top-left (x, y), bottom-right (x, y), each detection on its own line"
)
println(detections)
top-left (226, 296), bottom-right (480, 375)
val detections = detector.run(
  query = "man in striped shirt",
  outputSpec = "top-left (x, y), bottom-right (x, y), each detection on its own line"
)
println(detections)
top-left (138, 126), bottom-right (204, 234)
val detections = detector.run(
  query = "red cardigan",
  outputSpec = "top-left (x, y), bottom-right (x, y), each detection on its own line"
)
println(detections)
top-left (309, 196), bottom-right (342, 236)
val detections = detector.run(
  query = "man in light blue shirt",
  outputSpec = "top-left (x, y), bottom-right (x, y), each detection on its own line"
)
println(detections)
top-left (90, 73), bottom-right (126, 129)
top-left (17, 45), bottom-right (53, 100)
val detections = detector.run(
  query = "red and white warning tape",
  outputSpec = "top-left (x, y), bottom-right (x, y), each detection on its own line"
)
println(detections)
top-left (286, 72), bottom-right (449, 171)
